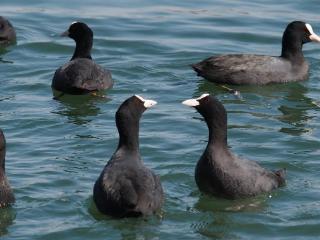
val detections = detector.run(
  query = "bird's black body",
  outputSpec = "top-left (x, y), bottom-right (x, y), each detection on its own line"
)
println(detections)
top-left (52, 22), bottom-right (113, 94)
top-left (52, 58), bottom-right (112, 94)
top-left (184, 95), bottom-right (285, 198)
top-left (0, 129), bottom-right (15, 208)
top-left (192, 21), bottom-right (318, 85)
top-left (93, 96), bottom-right (164, 217)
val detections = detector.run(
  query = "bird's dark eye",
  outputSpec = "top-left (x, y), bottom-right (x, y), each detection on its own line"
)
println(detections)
top-left (304, 27), bottom-right (311, 35)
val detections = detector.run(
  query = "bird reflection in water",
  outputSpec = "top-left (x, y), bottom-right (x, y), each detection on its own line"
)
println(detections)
top-left (88, 198), bottom-right (161, 240)
top-left (52, 89), bottom-right (111, 125)
top-left (0, 48), bottom-right (14, 64)
top-left (277, 83), bottom-right (316, 136)
top-left (192, 193), bottom-right (268, 239)
top-left (0, 208), bottom-right (16, 237)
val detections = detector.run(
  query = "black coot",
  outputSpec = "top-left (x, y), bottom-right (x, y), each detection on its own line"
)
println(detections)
top-left (182, 94), bottom-right (285, 198)
top-left (93, 95), bottom-right (164, 217)
top-left (52, 22), bottom-right (113, 95)
top-left (0, 129), bottom-right (15, 208)
top-left (192, 21), bottom-right (320, 85)
top-left (0, 16), bottom-right (16, 46)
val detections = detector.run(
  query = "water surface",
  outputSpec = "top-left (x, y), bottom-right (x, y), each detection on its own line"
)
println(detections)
top-left (1, 1), bottom-right (320, 239)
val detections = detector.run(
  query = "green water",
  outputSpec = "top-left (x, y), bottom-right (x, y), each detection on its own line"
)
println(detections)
top-left (1, 0), bottom-right (320, 239)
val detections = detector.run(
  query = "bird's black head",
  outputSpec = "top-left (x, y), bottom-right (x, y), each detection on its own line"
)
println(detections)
top-left (182, 94), bottom-right (226, 120)
top-left (116, 95), bottom-right (157, 150)
top-left (116, 95), bottom-right (157, 121)
top-left (283, 21), bottom-right (320, 45)
top-left (62, 22), bottom-right (94, 60)
top-left (281, 21), bottom-right (320, 61)
top-left (62, 21), bottom-right (93, 42)
top-left (182, 94), bottom-right (228, 144)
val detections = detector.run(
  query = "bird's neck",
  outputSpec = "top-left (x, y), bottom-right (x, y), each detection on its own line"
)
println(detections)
top-left (206, 116), bottom-right (228, 147)
top-left (117, 119), bottom-right (140, 153)
top-left (281, 36), bottom-right (305, 64)
top-left (203, 118), bottom-right (232, 168)
top-left (71, 39), bottom-right (93, 60)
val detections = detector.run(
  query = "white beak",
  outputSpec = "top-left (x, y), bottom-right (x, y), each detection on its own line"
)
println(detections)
top-left (306, 23), bottom-right (320, 43)
top-left (182, 99), bottom-right (199, 107)
top-left (310, 33), bottom-right (320, 42)
top-left (143, 100), bottom-right (157, 108)
top-left (135, 95), bottom-right (157, 108)
top-left (182, 93), bottom-right (210, 107)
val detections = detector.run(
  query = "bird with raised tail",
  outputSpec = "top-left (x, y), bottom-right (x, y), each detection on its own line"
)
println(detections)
top-left (192, 21), bottom-right (320, 85)
top-left (182, 94), bottom-right (286, 198)
top-left (0, 16), bottom-right (16, 47)
top-left (93, 95), bottom-right (164, 217)
top-left (52, 22), bottom-right (113, 95)
top-left (0, 129), bottom-right (15, 208)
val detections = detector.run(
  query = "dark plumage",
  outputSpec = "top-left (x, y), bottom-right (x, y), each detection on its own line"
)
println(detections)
top-left (182, 94), bottom-right (285, 198)
top-left (0, 16), bottom-right (16, 46)
top-left (0, 129), bottom-right (15, 208)
top-left (192, 21), bottom-right (320, 85)
top-left (52, 22), bottom-right (113, 95)
top-left (93, 95), bottom-right (164, 217)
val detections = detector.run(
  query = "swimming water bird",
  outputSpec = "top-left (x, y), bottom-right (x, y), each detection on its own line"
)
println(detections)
top-left (192, 21), bottom-right (320, 85)
top-left (52, 22), bottom-right (113, 95)
top-left (93, 95), bottom-right (164, 217)
top-left (0, 16), bottom-right (16, 46)
top-left (182, 94), bottom-right (286, 198)
top-left (0, 129), bottom-right (15, 208)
